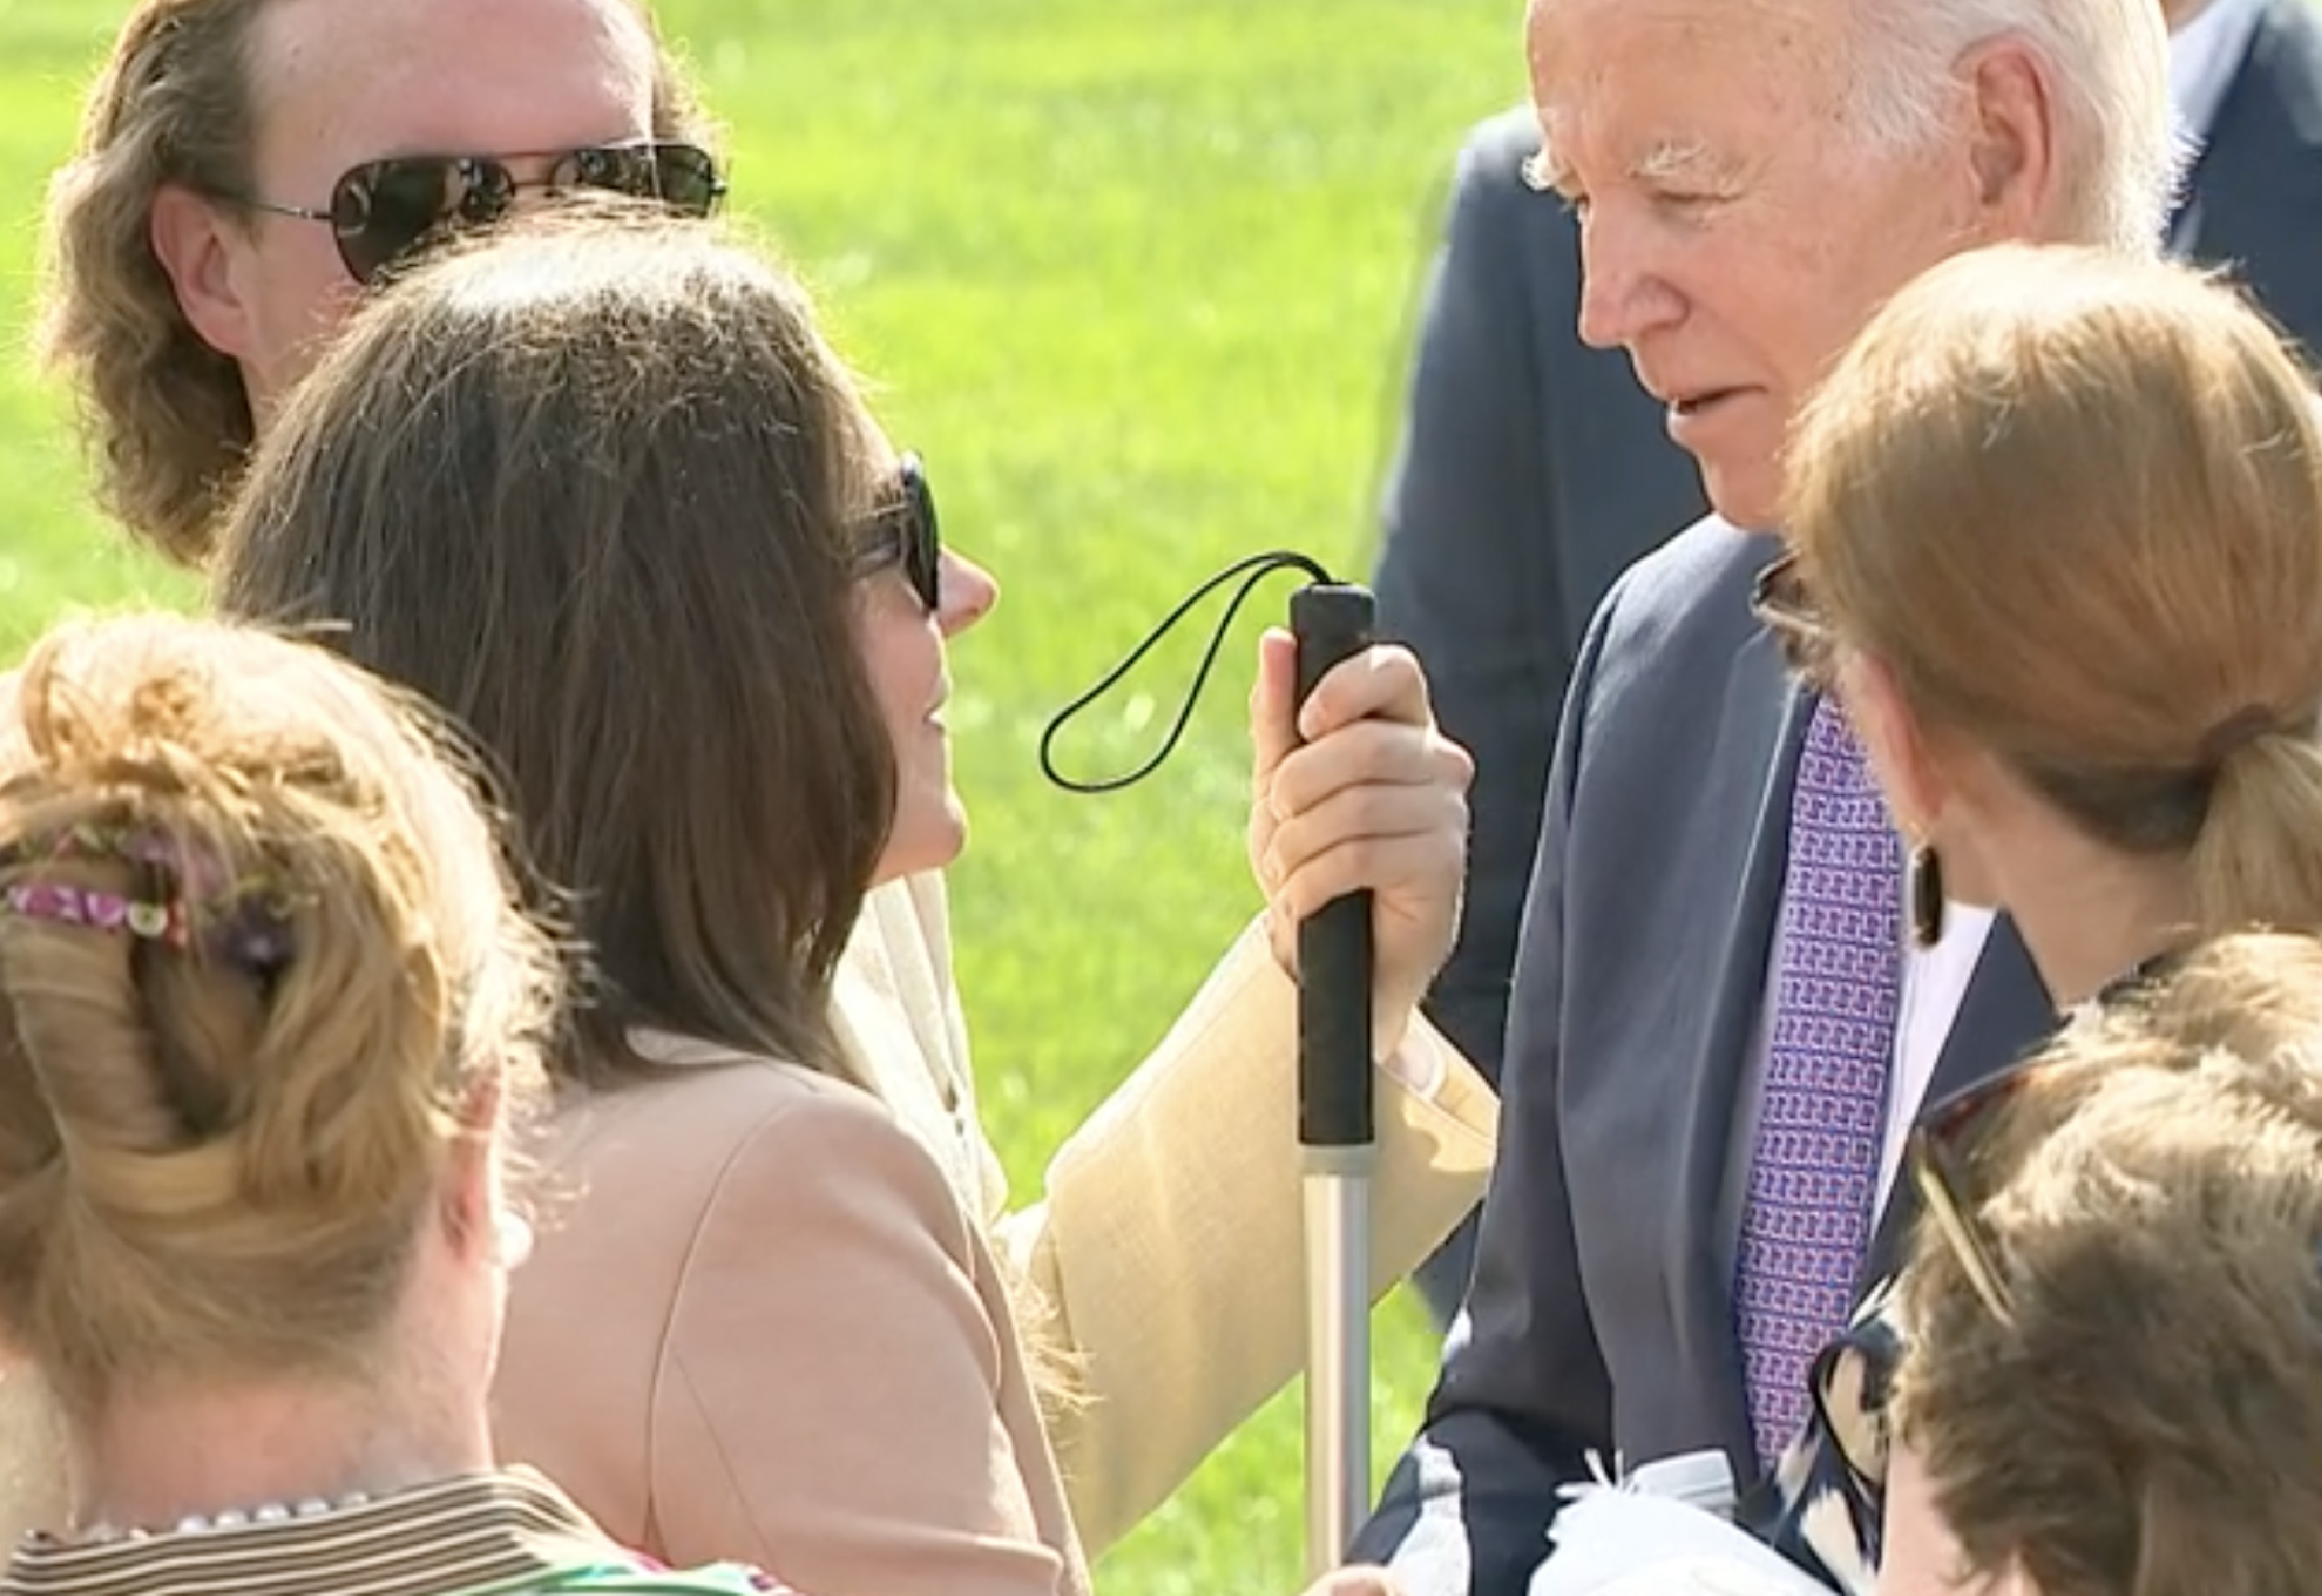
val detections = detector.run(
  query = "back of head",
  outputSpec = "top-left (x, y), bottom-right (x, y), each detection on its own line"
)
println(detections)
top-left (0, 614), bottom-right (556, 1419)
top-left (1786, 243), bottom-right (2322, 932)
top-left (211, 207), bottom-right (897, 1090)
top-left (37, 0), bottom-right (712, 569)
top-left (1894, 931), bottom-right (2322, 1596)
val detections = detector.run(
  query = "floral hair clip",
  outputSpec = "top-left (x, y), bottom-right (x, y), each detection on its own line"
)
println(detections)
top-left (3, 880), bottom-right (188, 944)
top-left (0, 824), bottom-right (297, 979)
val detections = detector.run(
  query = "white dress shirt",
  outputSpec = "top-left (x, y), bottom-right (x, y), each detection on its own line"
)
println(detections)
top-left (2173, 0), bottom-right (2267, 159)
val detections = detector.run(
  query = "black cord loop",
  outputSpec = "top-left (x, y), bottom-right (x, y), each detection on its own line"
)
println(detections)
top-left (1038, 549), bottom-right (1335, 794)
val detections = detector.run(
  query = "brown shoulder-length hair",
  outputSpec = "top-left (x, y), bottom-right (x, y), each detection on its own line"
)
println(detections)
top-left (208, 207), bottom-right (897, 1091)
top-left (37, 0), bottom-right (713, 571)
top-left (1784, 243), bottom-right (2322, 935)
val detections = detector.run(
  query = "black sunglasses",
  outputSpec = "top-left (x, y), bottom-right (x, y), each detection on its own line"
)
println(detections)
top-left (1750, 550), bottom-right (1838, 689)
top-left (238, 141), bottom-right (727, 285)
top-left (1908, 949), bottom-right (2189, 1328)
top-left (854, 453), bottom-right (942, 613)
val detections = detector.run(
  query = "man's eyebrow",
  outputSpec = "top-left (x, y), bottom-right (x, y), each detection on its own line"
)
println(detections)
top-left (1629, 138), bottom-right (1734, 187)
top-left (1521, 136), bottom-right (1735, 194)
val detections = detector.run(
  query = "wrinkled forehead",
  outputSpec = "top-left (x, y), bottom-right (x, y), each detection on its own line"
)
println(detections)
top-left (1525, 0), bottom-right (1849, 157)
top-left (247, 0), bottom-right (659, 177)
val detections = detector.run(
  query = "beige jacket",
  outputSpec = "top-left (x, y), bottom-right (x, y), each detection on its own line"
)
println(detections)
top-left (491, 872), bottom-right (1496, 1596)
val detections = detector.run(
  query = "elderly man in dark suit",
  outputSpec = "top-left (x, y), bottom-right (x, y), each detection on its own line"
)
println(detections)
top-left (1376, 0), bottom-right (2322, 1334)
top-left (1350, 0), bottom-right (2322, 1592)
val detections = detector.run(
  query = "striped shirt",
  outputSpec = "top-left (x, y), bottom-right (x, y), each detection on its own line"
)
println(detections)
top-left (1, 1468), bottom-right (788, 1596)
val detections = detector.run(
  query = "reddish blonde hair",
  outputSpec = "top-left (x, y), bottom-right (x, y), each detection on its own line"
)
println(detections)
top-left (1786, 244), bottom-right (2322, 932)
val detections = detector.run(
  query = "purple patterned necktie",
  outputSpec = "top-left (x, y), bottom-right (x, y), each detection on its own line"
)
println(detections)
top-left (1734, 695), bottom-right (1904, 1468)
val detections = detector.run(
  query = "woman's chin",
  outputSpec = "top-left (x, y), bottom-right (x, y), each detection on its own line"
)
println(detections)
top-left (872, 805), bottom-right (969, 886)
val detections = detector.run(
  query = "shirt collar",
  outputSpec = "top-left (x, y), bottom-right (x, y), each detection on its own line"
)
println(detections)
top-left (2171, 0), bottom-right (2268, 154)
top-left (1, 1468), bottom-right (773, 1596)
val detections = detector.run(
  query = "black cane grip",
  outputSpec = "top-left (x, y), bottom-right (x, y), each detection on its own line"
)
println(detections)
top-left (1290, 584), bottom-right (1377, 1150)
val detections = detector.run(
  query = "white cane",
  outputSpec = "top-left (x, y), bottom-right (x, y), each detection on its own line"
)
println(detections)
top-left (1290, 583), bottom-right (1378, 1579)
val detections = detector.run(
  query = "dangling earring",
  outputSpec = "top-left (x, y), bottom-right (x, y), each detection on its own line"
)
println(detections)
top-left (1908, 842), bottom-right (1947, 950)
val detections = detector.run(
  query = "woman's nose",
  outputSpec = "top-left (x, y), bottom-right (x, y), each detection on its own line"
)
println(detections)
top-left (938, 549), bottom-right (998, 638)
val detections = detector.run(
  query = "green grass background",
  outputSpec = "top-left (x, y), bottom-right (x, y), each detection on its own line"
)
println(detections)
top-left (0, 2), bottom-right (1525, 1588)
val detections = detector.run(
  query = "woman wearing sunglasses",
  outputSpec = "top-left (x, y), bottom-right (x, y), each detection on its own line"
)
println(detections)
top-left (1884, 931), bottom-right (2322, 1596)
top-left (206, 207), bottom-right (1487, 1596)
top-left (0, 611), bottom-right (791, 1596)
top-left (1725, 240), bottom-right (2322, 1592)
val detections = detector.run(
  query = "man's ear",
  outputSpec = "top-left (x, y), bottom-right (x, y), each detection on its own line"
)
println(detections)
top-left (149, 184), bottom-right (257, 361)
top-left (1957, 36), bottom-right (2059, 241)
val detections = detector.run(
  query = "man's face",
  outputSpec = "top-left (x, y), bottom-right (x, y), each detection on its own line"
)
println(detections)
top-left (1526, 0), bottom-right (1987, 531)
top-left (186, 0), bottom-right (659, 417)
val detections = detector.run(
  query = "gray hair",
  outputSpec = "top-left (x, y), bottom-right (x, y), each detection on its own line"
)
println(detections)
top-left (1842, 0), bottom-right (2181, 253)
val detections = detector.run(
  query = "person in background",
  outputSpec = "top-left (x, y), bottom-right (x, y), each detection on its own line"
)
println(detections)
top-left (0, 610), bottom-right (786, 1595)
top-left (1882, 931), bottom-right (2322, 1596)
top-left (36, 0), bottom-right (1496, 1553)
top-left (1373, 0), bottom-right (2322, 1333)
top-left (208, 208), bottom-right (1484, 1596)
top-left (38, 0), bottom-right (716, 568)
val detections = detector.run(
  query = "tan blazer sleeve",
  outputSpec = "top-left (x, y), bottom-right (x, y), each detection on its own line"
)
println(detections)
top-left (649, 1086), bottom-right (1071, 1596)
top-left (989, 914), bottom-right (1498, 1552)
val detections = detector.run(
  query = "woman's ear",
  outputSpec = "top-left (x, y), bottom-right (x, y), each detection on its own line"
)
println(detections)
top-left (436, 1076), bottom-right (508, 1266)
top-left (437, 1134), bottom-right (496, 1267)
top-left (436, 1139), bottom-right (530, 1269)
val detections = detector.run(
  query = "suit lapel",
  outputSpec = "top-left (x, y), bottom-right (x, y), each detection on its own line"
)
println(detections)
top-left (1855, 916), bottom-right (2053, 1288)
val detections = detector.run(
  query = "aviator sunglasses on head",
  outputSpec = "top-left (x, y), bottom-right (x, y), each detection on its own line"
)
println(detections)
top-left (234, 140), bottom-right (727, 285)
top-left (1905, 1062), bottom-right (2043, 1329)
